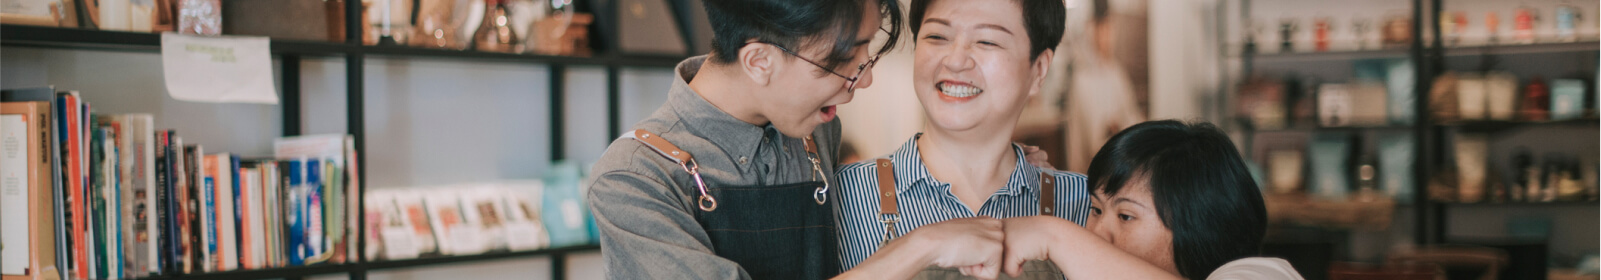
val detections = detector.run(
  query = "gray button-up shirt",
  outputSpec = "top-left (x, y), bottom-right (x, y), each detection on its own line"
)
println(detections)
top-left (585, 56), bottom-right (842, 279)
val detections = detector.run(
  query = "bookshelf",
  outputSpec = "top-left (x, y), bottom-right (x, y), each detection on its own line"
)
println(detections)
top-left (2, 0), bottom-right (683, 279)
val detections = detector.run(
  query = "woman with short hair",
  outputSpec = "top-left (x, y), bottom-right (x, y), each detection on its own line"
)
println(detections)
top-left (1000, 120), bottom-right (1304, 280)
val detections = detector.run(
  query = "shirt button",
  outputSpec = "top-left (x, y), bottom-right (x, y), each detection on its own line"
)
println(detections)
top-left (738, 157), bottom-right (749, 165)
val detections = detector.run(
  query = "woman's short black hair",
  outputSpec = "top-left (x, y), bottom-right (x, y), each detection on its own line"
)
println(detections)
top-left (1085, 120), bottom-right (1268, 279)
top-left (907, 0), bottom-right (1065, 61)
top-left (703, 0), bottom-right (903, 69)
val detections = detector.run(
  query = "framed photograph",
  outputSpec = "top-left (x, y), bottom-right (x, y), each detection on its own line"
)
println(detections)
top-left (0, 0), bottom-right (74, 27)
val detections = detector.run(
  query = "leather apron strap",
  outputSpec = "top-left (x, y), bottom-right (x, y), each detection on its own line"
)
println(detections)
top-left (874, 158), bottom-right (900, 244)
top-left (873, 160), bottom-right (1060, 243)
top-left (621, 129), bottom-right (717, 211)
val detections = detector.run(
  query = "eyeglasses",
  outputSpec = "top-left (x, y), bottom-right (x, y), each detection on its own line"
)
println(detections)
top-left (755, 39), bottom-right (883, 93)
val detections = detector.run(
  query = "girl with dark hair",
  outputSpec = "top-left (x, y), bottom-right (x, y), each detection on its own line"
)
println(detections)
top-left (999, 120), bottom-right (1304, 280)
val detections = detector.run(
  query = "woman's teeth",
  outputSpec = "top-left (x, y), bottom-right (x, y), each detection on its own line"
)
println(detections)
top-left (937, 82), bottom-right (983, 98)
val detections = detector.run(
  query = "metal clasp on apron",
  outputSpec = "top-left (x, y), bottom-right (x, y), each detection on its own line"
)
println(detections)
top-left (624, 129), bottom-right (718, 212)
top-left (682, 158), bottom-right (717, 211)
top-left (804, 137), bottom-right (828, 205)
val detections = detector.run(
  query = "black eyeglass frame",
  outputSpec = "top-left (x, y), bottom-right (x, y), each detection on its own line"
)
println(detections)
top-left (750, 28), bottom-right (888, 93)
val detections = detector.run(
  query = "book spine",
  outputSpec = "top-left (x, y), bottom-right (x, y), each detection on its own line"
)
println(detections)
top-left (228, 156), bottom-right (241, 270)
top-left (153, 130), bottom-right (171, 276)
top-left (217, 155), bottom-right (236, 271)
top-left (201, 154), bottom-right (216, 273)
top-left (89, 127), bottom-right (104, 280)
top-left (0, 104), bottom-right (32, 277)
top-left (307, 159), bottom-right (323, 263)
top-left (238, 166), bottom-right (253, 270)
top-left (136, 116), bottom-right (157, 277)
top-left (59, 95), bottom-right (84, 280)
top-left (286, 160), bottom-right (304, 266)
top-left (165, 132), bottom-right (182, 275)
top-left (29, 102), bottom-right (61, 280)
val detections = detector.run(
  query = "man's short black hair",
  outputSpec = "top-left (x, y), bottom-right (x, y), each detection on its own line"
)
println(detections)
top-left (703, 0), bottom-right (903, 69)
top-left (907, 0), bottom-right (1065, 61)
top-left (1085, 120), bottom-right (1268, 279)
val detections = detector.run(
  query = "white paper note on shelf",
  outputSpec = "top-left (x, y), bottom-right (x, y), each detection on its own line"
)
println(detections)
top-left (161, 33), bottom-right (279, 104)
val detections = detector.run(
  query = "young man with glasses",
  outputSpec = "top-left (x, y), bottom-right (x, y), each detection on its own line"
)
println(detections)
top-left (584, 0), bottom-right (1012, 279)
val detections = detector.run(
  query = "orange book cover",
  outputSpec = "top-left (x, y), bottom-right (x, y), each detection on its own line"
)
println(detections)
top-left (63, 95), bottom-right (87, 280)
top-left (238, 166), bottom-right (253, 270)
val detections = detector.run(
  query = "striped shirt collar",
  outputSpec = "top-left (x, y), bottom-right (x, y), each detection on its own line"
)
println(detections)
top-left (889, 133), bottom-right (1041, 197)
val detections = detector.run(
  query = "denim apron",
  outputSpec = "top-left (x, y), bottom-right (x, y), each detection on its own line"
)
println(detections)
top-left (626, 129), bottom-right (840, 280)
top-left (873, 158), bottom-right (1066, 280)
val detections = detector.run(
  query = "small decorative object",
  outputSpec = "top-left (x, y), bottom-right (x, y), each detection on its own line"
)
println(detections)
top-left (176, 0), bottom-right (220, 35)
top-left (1268, 149), bottom-right (1305, 195)
top-left (1518, 77), bottom-right (1550, 121)
top-left (1485, 72), bottom-right (1518, 121)
top-left (1513, 6), bottom-right (1536, 44)
top-left (1310, 133), bottom-right (1352, 200)
top-left (1382, 14), bottom-right (1411, 47)
top-left (1555, 6), bottom-right (1581, 42)
top-left (1318, 83), bottom-right (1353, 127)
top-left (1351, 18), bottom-right (1373, 50)
top-left (1456, 74), bottom-right (1487, 121)
top-left (1454, 135), bottom-right (1489, 203)
top-left (1236, 76), bottom-right (1287, 130)
top-left (1378, 133), bottom-right (1414, 202)
top-left (1, 0), bottom-right (71, 26)
top-left (1279, 18), bottom-right (1298, 53)
top-left (411, 0), bottom-right (463, 49)
top-left (1511, 148), bottom-right (1532, 202)
top-left (1385, 59), bottom-right (1416, 125)
top-left (1314, 17), bottom-right (1332, 52)
top-left (1442, 11), bottom-right (1468, 45)
top-left (1430, 72), bottom-right (1462, 121)
top-left (473, 0), bottom-right (520, 53)
top-left (1550, 79), bottom-right (1586, 121)
top-left (529, 12), bottom-right (593, 56)
top-left (1485, 12), bottom-right (1501, 44)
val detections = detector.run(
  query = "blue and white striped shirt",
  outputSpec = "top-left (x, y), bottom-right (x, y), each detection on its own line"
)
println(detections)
top-left (834, 135), bottom-right (1092, 270)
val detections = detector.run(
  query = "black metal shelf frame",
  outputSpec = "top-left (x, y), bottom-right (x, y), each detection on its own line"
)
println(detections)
top-left (1, 0), bottom-right (684, 278)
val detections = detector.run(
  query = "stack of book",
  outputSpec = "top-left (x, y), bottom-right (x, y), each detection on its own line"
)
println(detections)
top-left (363, 183), bottom-right (551, 261)
top-left (1, 88), bottom-right (361, 280)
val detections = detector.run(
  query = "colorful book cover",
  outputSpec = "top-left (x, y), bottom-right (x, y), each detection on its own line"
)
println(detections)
top-left (306, 159), bottom-right (324, 263)
top-left (201, 153), bottom-right (218, 273)
top-left (154, 130), bottom-right (169, 276)
top-left (56, 94), bottom-right (85, 280)
top-left (0, 104), bottom-right (32, 277)
top-left (285, 160), bottom-right (306, 266)
top-left (89, 127), bottom-right (106, 279)
top-left (228, 156), bottom-right (241, 270)
top-left (217, 154), bottom-right (237, 271)
top-left (237, 165), bottom-right (254, 270)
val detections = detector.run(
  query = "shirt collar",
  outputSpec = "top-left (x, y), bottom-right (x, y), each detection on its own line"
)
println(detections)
top-left (668, 55), bottom-right (770, 164)
top-left (888, 134), bottom-right (1040, 196)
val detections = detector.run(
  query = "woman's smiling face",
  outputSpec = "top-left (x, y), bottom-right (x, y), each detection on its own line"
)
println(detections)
top-left (912, 0), bottom-right (1048, 133)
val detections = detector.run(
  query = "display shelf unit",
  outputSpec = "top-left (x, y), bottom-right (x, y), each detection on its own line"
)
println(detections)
top-left (1, 0), bottom-right (683, 279)
top-left (1239, 0), bottom-right (1598, 251)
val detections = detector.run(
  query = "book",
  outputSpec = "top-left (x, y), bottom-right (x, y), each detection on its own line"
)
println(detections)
top-left (211, 153), bottom-right (237, 271)
top-left (1, 104), bottom-right (29, 276)
top-left (119, 114), bottom-right (157, 278)
top-left (156, 130), bottom-right (178, 275)
top-left (285, 160), bottom-right (306, 266)
top-left (2, 88), bottom-right (69, 280)
top-left (182, 145), bottom-right (202, 274)
top-left (243, 163), bottom-right (266, 270)
top-left (200, 152), bottom-right (217, 273)
top-left (260, 162), bottom-right (281, 268)
top-left (273, 134), bottom-right (354, 264)
top-left (228, 156), bottom-right (241, 270)
top-left (57, 93), bottom-right (86, 280)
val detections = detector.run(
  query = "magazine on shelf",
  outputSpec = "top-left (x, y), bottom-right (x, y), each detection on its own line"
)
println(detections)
top-left (274, 134), bottom-right (355, 264)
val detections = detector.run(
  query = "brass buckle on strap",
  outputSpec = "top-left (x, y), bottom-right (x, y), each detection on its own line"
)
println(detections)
top-left (879, 214), bottom-right (900, 244)
top-left (682, 158), bottom-right (717, 212)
